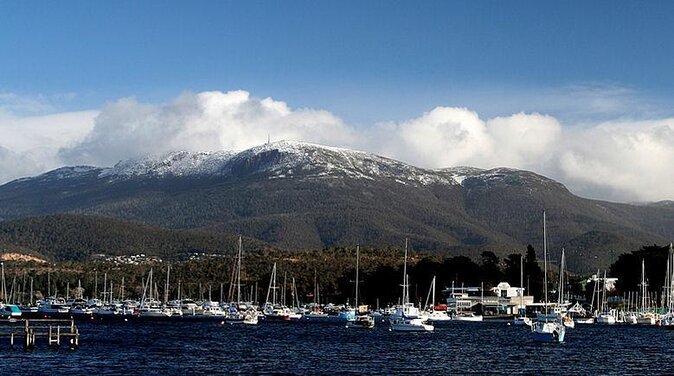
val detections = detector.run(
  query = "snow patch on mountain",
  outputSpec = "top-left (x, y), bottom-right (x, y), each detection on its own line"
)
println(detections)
top-left (99, 150), bottom-right (235, 178)
top-left (22, 140), bottom-right (560, 188)
top-left (94, 140), bottom-right (455, 186)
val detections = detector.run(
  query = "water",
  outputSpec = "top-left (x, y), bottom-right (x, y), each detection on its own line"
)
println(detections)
top-left (2, 320), bottom-right (674, 374)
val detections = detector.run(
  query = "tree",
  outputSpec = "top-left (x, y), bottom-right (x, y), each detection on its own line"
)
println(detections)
top-left (609, 244), bottom-right (669, 293)
top-left (524, 245), bottom-right (544, 301)
top-left (503, 253), bottom-right (523, 287)
top-left (479, 251), bottom-right (503, 288)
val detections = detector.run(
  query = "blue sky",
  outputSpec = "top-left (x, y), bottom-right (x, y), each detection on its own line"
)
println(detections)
top-left (1, 1), bottom-right (674, 202)
top-left (2, 1), bottom-right (674, 123)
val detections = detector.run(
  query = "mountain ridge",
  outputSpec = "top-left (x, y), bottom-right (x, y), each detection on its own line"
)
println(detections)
top-left (1, 140), bottom-right (672, 272)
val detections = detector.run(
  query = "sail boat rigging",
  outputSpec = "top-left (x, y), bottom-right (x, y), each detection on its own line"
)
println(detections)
top-left (531, 210), bottom-right (566, 343)
top-left (389, 239), bottom-right (434, 332)
top-left (346, 245), bottom-right (375, 329)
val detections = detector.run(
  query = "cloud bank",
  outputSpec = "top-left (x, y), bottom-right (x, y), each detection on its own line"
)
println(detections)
top-left (1, 90), bottom-right (672, 203)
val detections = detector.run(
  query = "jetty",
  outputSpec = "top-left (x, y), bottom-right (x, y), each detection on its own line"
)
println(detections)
top-left (0, 318), bottom-right (80, 350)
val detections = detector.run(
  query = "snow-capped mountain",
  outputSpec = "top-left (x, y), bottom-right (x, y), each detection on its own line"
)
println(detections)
top-left (1, 140), bottom-right (672, 272)
top-left (89, 140), bottom-right (454, 186)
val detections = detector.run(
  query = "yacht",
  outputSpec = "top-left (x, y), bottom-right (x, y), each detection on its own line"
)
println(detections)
top-left (389, 239), bottom-right (434, 332)
top-left (531, 211), bottom-right (565, 343)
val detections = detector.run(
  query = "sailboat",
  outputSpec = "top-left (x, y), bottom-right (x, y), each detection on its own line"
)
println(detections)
top-left (389, 239), bottom-right (434, 332)
top-left (138, 268), bottom-right (172, 318)
top-left (263, 263), bottom-right (292, 321)
top-left (225, 236), bottom-right (258, 325)
top-left (636, 259), bottom-right (656, 325)
top-left (557, 248), bottom-right (574, 328)
top-left (595, 271), bottom-right (616, 324)
top-left (423, 276), bottom-right (451, 323)
top-left (304, 269), bottom-right (330, 321)
top-left (531, 210), bottom-right (565, 343)
top-left (346, 245), bottom-right (375, 329)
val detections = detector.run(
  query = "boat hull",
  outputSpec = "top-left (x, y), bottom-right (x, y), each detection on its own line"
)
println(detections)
top-left (531, 321), bottom-right (565, 343)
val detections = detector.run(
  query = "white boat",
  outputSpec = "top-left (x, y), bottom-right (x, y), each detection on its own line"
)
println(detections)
top-left (390, 317), bottom-right (434, 332)
top-left (423, 276), bottom-right (451, 323)
top-left (224, 237), bottom-right (259, 324)
top-left (37, 297), bottom-right (70, 314)
top-left (531, 211), bottom-right (565, 343)
top-left (513, 316), bottom-right (532, 326)
top-left (137, 269), bottom-right (173, 318)
top-left (389, 239), bottom-right (433, 332)
top-left (635, 259), bottom-right (656, 325)
top-left (346, 314), bottom-right (375, 329)
top-left (0, 304), bottom-right (22, 318)
top-left (574, 317), bottom-right (594, 325)
top-left (454, 312), bottom-right (483, 322)
top-left (263, 263), bottom-right (292, 321)
top-left (242, 308), bottom-right (259, 325)
top-left (531, 320), bottom-right (565, 342)
top-left (596, 312), bottom-right (616, 325)
top-left (426, 309), bottom-right (452, 322)
top-left (201, 302), bottom-right (227, 317)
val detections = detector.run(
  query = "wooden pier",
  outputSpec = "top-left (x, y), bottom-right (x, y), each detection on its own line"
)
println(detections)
top-left (0, 318), bottom-right (80, 350)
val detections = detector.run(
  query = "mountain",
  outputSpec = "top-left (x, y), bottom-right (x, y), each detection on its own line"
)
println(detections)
top-left (1, 140), bottom-right (672, 271)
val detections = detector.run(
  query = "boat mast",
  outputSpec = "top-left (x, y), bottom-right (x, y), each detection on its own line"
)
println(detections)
top-left (355, 245), bottom-right (360, 310)
top-left (558, 248), bottom-right (565, 306)
top-left (265, 263), bottom-right (277, 305)
top-left (543, 210), bottom-right (548, 315)
top-left (402, 238), bottom-right (408, 306)
top-left (520, 254), bottom-right (524, 310)
top-left (640, 259), bottom-right (647, 313)
top-left (669, 243), bottom-right (674, 312)
top-left (237, 236), bottom-right (242, 305)
top-left (432, 276), bottom-right (436, 308)
top-left (164, 264), bottom-right (170, 305)
top-left (1, 262), bottom-right (5, 303)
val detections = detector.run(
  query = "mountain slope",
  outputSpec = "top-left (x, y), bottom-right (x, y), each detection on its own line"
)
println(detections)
top-left (0, 214), bottom-right (273, 261)
top-left (0, 141), bottom-right (672, 271)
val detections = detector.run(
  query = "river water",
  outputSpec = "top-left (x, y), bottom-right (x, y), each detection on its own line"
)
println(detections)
top-left (1, 319), bottom-right (673, 374)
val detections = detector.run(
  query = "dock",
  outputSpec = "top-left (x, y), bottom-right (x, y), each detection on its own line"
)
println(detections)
top-left (0, 318), bottom-right (80, 350)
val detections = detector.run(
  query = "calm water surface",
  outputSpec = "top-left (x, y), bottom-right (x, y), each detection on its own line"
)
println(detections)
top-left (1, 319), bottom-right (674, 374)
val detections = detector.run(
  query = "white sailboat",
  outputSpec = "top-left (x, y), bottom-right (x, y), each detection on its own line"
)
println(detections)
top-left (225, 236), bottom-right (258, 324)
top-left (557, 248), bottom-right (574, 328)
top-left (423, 276), bottom-right (451, 322)
top-left (636, 259), bottom-right (656, 325)
top-left (595, 271), bottom-right (616, 325)
top-left (263, 263), bottom-right (292, 321)
top-left (531, 211), bottom-right (565, 343)
top-left (138, 269), bottom-right (172, 318)
top-left (390, 239), bottom-right (434, 332)
top-left (346, 245), bottom-right (375, 329)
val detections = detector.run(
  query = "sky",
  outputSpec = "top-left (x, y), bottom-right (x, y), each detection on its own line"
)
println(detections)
top-left (1, 1), bottom-right (673, 202)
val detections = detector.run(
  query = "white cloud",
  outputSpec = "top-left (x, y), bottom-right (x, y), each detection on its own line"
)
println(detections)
top-left (0, 109), bottom-right (97, 182)
top-left (371, 109), bottom-right (562, 172)
top-left (59, 90), bottom-right (357, 166)
top-left (1, 89), bottom-right (672, 202)
top-left (558, 119), bottom-right (674, 202)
